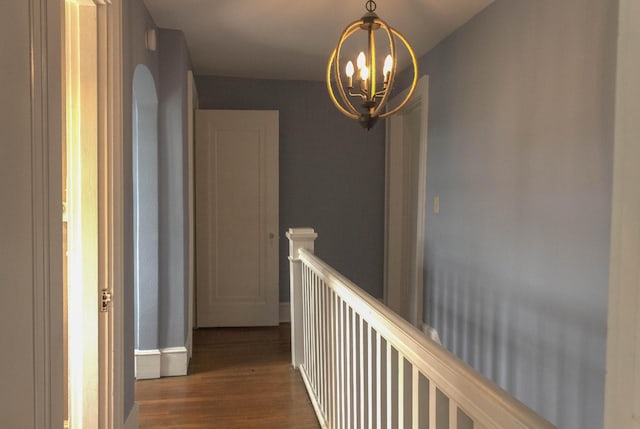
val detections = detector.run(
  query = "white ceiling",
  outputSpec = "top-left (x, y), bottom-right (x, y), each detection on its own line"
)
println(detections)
top-left (143, 0), bottom-right (493, 81)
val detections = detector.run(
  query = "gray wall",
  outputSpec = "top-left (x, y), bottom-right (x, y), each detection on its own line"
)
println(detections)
top-left (0, 1), bottom-right (61, 426)
top-left (157, 29), bottom-right (191, 348)
top-left (123, 0), bottom-right (159, 413)
top-left (127, 7), bottom-right (192, 357)
top-left (195, 76), bottom-right (386, 299)
top-left (402, 1), bottom-right (617, 428)
top-left (0, 2), bottom-right (32, 411)
top-left (133, 64), bottom-right (159, 351)
top-left (125, 3), bottom-right (192, 410)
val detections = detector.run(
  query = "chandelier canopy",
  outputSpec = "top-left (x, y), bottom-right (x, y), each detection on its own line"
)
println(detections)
top-left (326, 0), bottom-right (418, 130)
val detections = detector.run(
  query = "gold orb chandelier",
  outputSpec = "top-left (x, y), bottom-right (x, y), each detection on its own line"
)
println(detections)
top-left (327, 0), bottom-right (418, 130)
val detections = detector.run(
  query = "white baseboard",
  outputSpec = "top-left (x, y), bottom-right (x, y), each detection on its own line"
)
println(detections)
top-left (135, 346), bottom-right (188, 379)
top-left (124, 403), bottom-right (138, 429)
top-left (160, 346), bottom-right (188, 377)
top-left (135, 349), bottom-right (161, 380)
top-left (279, 302), bottom-right (291, 323)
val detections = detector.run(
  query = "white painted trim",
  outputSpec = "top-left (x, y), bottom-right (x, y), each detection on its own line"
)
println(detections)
top-left (604, 1), bottom-right (640, 428)
top-left (135, 347), bottom-right (189, 379)
top-left (160, 347), bottom-right (189, 377)
top-left (279, 302), bottom-right (291, 323)
top-left (94, 1), bottom-right (125, 427)
top-left (135, 349), bottom-right (161, 380)
top-left (31, 0), bottom-right (64, 427)
top-left (123, 404), bottom-right (138, 429)
top-left (384, 75), bottom-right (429, 328)
top-left (187, 69), bottom-right (198, 351)
top-left (109, 2), bottom-right (125, 426)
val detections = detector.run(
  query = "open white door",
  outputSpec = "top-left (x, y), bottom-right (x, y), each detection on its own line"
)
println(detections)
top-left (195, 110), bottom-right (279, 327)
top-left (384, 75), bottom-right (429, 328)
top-left (64, 1), bottom-right (123, 428)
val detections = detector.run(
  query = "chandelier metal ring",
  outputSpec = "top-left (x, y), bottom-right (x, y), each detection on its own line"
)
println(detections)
top-left (366, 0), bottom-right (376, 13)
top-left (326, 2), bottom-right (418, 129)
top-left (329, 21), bottom-right (363, 118)
top-left (379, 28), bottom-right (418, 119)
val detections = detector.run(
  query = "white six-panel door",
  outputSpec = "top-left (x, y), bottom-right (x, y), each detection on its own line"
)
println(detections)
top-left (195, 110), bottom-right (279, 327)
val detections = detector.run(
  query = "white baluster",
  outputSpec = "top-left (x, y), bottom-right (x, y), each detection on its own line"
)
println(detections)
top-left (412, 366), bottom-right (419, 429)
top-left (376, 331), bottom-right (382, 429)
top-left (449, 398), bottom-right (458, 429)
top-left (316, 278), bottom-right (327, 417)
top-left (360, 316), bottom-right (366, 428)
top-left (429, 380), bottom-right (437, 429)
top-left (346, 307), bottom-right (355, 429)
top-left (302, 265), bottom-right (308, 372)
top-left (398, 352), bottom-right (404, 429)
top-left (329, 289), bottom-right (336, 428)
top-left (387, 342), bottom-right (393, 429)
top-left (311, 272), bottom-right (317, 394)
top-left (339, 299), bottom-right (346, 428)
top-left (368, 325), bottom-right (374, 429)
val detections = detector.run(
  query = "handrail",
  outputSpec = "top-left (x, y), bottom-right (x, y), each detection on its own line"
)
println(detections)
top-left (287, 227), bottom-right (555, 429)
top-left (299, 248), bottom-right (555, 429)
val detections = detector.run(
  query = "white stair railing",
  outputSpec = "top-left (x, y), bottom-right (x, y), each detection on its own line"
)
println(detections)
top-left (287, 228), bottom-right (556, 429)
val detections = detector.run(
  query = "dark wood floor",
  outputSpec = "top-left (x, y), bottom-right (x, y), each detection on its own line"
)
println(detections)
top-left (136, 324), bottom-right (321, 429)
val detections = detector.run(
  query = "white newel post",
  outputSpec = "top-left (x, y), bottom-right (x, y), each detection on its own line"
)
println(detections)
top-left (286, 227), bottom-right (318, 368)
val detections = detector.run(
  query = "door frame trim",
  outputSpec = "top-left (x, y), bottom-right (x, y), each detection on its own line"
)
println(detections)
top-left (31, 0), bottom-right (64, 427)
top-left (186, 70), bottom-right (199, 346)
top-left (383, 75), bottom-right (429, 327)
top-left (603, 0), bottom-right (640, 426)
top-left (35, 0), bottom-right (124, 427)
top-left (97, 1), bottom-right (125, 427)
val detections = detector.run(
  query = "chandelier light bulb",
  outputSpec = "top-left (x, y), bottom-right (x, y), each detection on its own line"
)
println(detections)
top-left (346, 61), bottom-right (354, 87)
top-left (383, 54), bottom-right (393, 80)
top-left (360, 65), bottom-right (370, 81)
top-left (345, 61), bottom-right (355, 78)
top-left (357, 52), bottom-right (366, 71)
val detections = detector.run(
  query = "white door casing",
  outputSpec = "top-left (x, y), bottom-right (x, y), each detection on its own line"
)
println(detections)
top-left (64, 1), bottom-right (124, 427)
top-left (187, 70), bottom-right (199, 351)
top-left (384, 75), bottom-right (429, 328)
top-left (603, 0), bottom-right (640, 427)
top-left (63, 1), bottom-right (124, 429)
top-left (195, 110), bottom-right (279, 327)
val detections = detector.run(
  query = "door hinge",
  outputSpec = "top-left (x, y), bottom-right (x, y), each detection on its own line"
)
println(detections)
top-left (100, 289), bottom-right (112, 312)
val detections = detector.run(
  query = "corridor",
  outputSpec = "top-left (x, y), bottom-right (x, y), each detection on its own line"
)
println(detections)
top-left (136, 325), bottom-right (320, 428)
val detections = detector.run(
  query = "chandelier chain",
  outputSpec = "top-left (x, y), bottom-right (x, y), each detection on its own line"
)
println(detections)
top-left (366, 0), bottom-right (376, 13)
